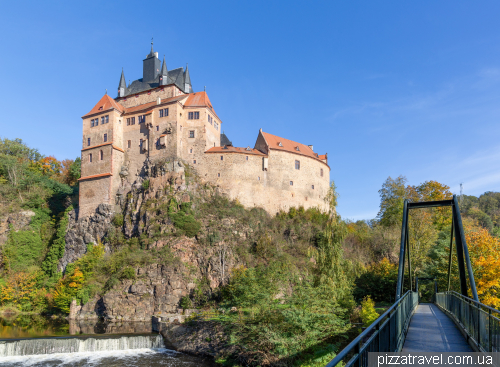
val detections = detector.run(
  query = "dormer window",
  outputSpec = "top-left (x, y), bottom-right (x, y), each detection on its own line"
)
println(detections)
top-left (295, 146), bottom-right (300, 151)
top-left (278, 142), bottom-right (283, 147)
top-left (99, 106), bottom-right (103, 110)
top-left (246, 147), bottom-right (251, 151)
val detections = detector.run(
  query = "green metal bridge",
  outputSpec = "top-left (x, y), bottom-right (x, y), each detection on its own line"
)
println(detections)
top-left (327, 195), bottom-right (500, 366)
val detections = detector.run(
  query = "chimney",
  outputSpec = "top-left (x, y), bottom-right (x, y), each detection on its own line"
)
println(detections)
top-left (308, 145), bottom-right (313, 151)
top-left (157, 97), bottom-right (161, 105)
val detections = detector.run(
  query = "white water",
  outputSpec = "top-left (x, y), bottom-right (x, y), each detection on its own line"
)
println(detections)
top-left (0, 334), bottom-right (163, 357)
top-left (0, 347), bottom-right (175, 366)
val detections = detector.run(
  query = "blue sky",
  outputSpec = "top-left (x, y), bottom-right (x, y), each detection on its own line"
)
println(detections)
top-left (1, 1), bottom-right (500, 220)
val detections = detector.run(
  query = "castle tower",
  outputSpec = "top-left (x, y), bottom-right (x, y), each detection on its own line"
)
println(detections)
top-left (159, 56), bottom-right (169, 86)
top-left (143, 41), bottom-right (161, 83)
top-left (118, 69), bottom-right (126, 98)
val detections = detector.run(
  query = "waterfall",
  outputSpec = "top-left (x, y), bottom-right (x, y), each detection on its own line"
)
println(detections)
top-left (0, 334), bottom-right (164, 357)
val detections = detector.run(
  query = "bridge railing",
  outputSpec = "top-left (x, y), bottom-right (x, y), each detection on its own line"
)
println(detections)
top-left (435, 291), bottom-right (500, 352)
top-left (326, 290), bottom-right (418, 367)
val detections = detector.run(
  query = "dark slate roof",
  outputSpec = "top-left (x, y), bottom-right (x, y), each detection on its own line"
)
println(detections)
top-left (118, 69), bottom-right (126, 89)
top-left (124, 67), bottom-right (187, 96)
top-left (220, 132), bottom-right (232, 146)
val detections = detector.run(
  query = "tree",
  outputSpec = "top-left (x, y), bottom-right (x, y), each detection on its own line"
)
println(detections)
top-left (377, 176), bottom-right (408, 227)
top-left (465, 226), bottom-right (500, 308)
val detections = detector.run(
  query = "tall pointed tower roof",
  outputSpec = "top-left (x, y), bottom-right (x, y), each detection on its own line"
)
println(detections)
top-left (184, 63), bottom-right (191, 85)
top-left (147, 38), bottom-right (155, 58)
top-left (118, 68), bottom-right (126, 89)
top-left (161, 56), bottom-right (168, 75)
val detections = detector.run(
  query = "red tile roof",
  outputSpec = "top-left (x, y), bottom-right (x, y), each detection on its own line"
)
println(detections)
top-left (205, 146), bottom-right (266, 156)
top-left (184, 91), bottom-right (213, 109)
top-left (261, 131), bottom-right (326, 163)
top-left (83, 94), bottom-right (124, 118)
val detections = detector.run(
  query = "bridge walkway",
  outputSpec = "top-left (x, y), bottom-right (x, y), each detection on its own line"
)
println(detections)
top-left (402, 303), bottom-right (472, 352)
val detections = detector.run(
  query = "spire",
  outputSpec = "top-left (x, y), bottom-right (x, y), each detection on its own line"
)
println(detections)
top-left (118, 68), bottom-right (126, 89)
top-left (159, 56), bottom-right (169, 86)
top-left (184, 63), bottom-right (192, 93)
top-left (118, 68), bottom-right (126, 98)
top-left (148, 37), bottom-right (155, 57)
top-left (184, 63), bottom-right (191, 85)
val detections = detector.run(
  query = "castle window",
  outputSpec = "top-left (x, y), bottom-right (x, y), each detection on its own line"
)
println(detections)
top-left (101, 116), bottom-right (104, 124)
top-left (138, 115), bottom-right (146, 123)
top-left (208, 115), bottom-right (212, 124)
top-left (89, 153), bottom-right (92, 163)
top-left (140, 139), bottom-right (143, 149)
top-left (258, 176), bottom-right (260, 181)
top-left (105, 115), bottom-right (109, 123)
top-left (246, 156), bottom-right (248, 161)
top-left (188, 111), bottom-right (200, 120)
top-left (305, 197), bottom-right (308, 201)
top-left (295, 160), bottom-right (300, 170)
top-left (156, 125), bottom-right (159, 131)
top-left (100, 150), bottom-right (103, 160)
top-left (193, 160), bottom-right (196, 164)
top-left (87, 138), bottom-right (90, 146)
top-left (128, 140), bottom-right (131, 149)
top-left (221, 156), bottom-right (223, 161)
top-left (160, 108), bottom-right (168, 117)
top-left (103, 133), bottom-right (107, 142)
top-left (159, 109), bottom-right (163, 118)
top-left (131, 117), bottom-right (135, 125)
top-left (312, 185), bottom-right (315, 189)
top-left (218, 173), bottom-right (220, 177)
top-left (189, 130), bottom-right (195, 138)
top-left (290, 181), bottom-right (293, 186)
top-left (190, 148), bottom-right (193, 154)
top-left (320, 168), bottom-right (323, 177)
top-left (127, 118), bottom-right (130, 126)
top-left (214, 122), bottom-right (218, 130)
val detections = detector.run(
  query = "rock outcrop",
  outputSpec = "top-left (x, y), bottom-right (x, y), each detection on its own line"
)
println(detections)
top-left (58, 204), bottom-right (114, 272)
top-left (0, 210), bottom-right (36, 245)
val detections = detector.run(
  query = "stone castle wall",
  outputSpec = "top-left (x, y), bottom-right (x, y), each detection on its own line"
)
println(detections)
top-left (116, 85), bottom-right (182, 108)
top-left (198, 149), bottom-right (330, 214)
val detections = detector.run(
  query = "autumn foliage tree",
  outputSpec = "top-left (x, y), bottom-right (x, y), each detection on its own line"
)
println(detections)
top-left (465, 226), bottom-right (500, 308)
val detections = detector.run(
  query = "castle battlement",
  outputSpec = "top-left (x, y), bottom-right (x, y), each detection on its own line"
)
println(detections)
top-left (79, 45), bottom-right (330, 217)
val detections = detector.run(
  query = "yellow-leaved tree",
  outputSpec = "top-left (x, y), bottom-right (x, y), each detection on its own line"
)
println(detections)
top-left (465, 226), bottom-right (500, 308)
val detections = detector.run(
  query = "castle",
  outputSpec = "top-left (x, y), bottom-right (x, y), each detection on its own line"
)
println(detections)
top-left (79, 44), bottom-right (330, 217)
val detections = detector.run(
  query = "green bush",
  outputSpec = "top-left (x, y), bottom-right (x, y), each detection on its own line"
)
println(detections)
top-left (142, 180), bottom-right (150, 190)
top-left (112, 213), bottom-right (124, 227)
top-left (360, 296), bottom-right (379, 327)
top-left (170, 212), bottom-right (201, 237)
top-left (179, 296), bottom-right (192, 309)
top-left (120, 267), bottom-right (136, 280)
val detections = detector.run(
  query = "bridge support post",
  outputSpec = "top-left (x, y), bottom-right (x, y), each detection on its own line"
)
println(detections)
top-left (453, 195), bottom-right (479, 301)
top-left (396, 200), bottom-right (408, 300)
top-left (447, 219), bottom-right (454, 291)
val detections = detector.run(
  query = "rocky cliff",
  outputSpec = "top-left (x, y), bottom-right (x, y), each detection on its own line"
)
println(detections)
top-left (63, 158), bottom-right (253, 321)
